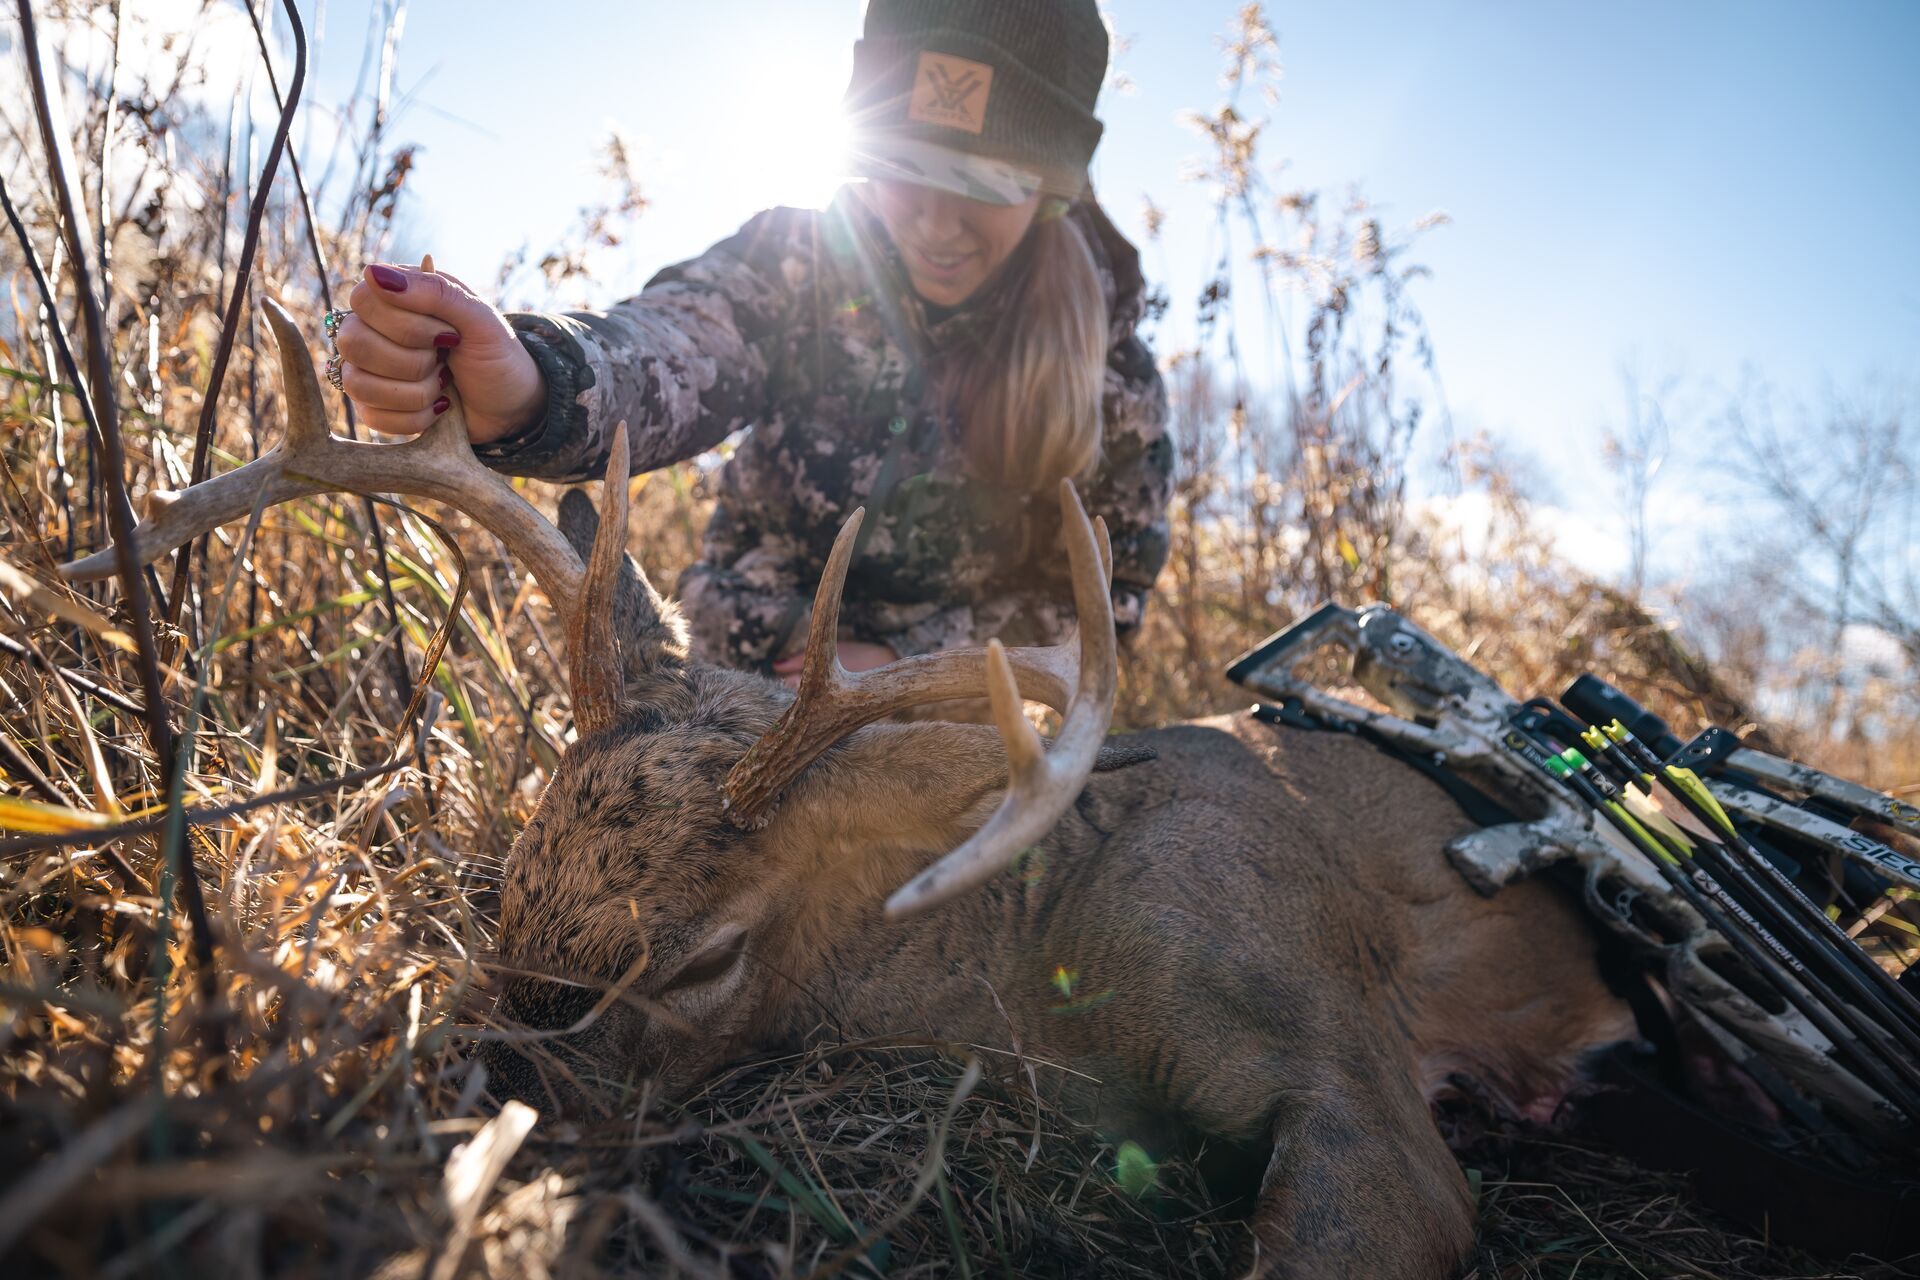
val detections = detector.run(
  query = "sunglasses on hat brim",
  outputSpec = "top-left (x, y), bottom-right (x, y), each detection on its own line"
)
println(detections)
top-left (849, 136), bottom-right (1045, 207)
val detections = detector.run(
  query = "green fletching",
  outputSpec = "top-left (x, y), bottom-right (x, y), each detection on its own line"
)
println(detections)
top-left (1608, 802), bottom-right (1679, 865)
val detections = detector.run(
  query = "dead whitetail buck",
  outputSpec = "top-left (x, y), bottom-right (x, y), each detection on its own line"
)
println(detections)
top-left (67, 297), bottom-right (1637, 1279)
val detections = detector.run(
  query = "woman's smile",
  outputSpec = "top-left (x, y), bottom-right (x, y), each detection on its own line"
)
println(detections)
top-left (910, 242), bottom-right (978, 278)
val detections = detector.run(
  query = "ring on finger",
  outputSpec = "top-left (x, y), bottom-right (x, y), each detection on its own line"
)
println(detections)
top-left (325, 355), bottom-right (345, 392)
top-left (323, 307), bottom-right (351, 358)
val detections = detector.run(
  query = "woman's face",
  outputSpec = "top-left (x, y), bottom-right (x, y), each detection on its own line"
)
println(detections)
top-left (865, 178), bottom-right (1042, 307)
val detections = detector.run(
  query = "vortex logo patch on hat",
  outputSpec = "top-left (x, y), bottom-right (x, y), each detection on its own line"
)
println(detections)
top-left (908, 52), bottom-right (992, 134)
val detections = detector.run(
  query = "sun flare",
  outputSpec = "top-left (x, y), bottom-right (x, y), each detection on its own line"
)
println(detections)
top-left (703, 51), bottom-right (854, 214)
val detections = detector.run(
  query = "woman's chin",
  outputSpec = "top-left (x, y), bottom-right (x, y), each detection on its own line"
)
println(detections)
top-left (907, 272), bottom-right (982, 308)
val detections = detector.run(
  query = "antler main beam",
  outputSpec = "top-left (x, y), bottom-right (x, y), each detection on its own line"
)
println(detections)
top-left (59, 296), bottom-right (589, 638)
top-left (724, 479), bottom-right (1118, 917)
top-left (887, 483), bottom-right (1115, 917)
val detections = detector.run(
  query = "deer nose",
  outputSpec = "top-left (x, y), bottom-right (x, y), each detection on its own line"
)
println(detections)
top-left (478, 1036), bottom-right (552, 1109)
top-left (480, 978), bottom-right (604, 1113)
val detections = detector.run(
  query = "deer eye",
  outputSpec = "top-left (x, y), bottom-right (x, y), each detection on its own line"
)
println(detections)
top-left (660, 923), bottom-right (747, 993)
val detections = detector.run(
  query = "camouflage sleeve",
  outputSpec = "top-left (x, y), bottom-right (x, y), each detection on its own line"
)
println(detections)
top-left (473, 208), bottom-right (812, 483)
top-left (859, 334), bottom-right (1173, 660)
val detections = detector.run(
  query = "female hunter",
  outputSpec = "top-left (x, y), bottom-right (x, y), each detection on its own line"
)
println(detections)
top-left (331, 0), bottom-right (1171, 678)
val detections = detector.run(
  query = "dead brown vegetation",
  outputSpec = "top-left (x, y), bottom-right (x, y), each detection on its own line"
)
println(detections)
top-left (0, 2), bottom-right (1912, 1276)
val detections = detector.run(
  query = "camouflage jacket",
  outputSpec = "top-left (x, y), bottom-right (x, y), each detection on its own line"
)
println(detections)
top-left (478, 187), bottom-right (1172, 672)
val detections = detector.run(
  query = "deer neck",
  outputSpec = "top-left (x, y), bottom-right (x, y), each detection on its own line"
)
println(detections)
top-left (759, 728), bottom-right (1033, 1041)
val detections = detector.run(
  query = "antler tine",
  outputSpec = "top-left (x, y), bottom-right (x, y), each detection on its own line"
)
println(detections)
top-left (568, 422), bottom-right (632, 735)
top-left (792, 503), bottom-right (865, 702)
top-left (885, 481), bottom-right (1117, 917)
top-left (280, 283), bottom-right (332, 452)
top-left (58, 296), bottom-right (589, 639)
top-left (722, 479), bottom-right (1113, 832)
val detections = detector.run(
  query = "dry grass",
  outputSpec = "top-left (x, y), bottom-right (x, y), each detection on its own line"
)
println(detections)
top-left (1, 2), bottom-right (1914, 1277)
top-left (1460, 1126), bottom-right (1917, 1280)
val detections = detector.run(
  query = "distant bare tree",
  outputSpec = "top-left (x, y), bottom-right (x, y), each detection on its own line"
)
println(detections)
top-left (1722, 382), bottom-right (1916, 664)
top-left (1683, 382), bottom-right (1920, 771)
top-left (1601, 366), bottom-right (1676, 598)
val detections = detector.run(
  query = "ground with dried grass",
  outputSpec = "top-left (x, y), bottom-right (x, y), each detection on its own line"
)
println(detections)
top-left (2, 2), bottom-right (1916, 1277)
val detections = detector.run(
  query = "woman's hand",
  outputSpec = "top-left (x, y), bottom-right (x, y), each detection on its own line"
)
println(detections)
top-left (772, 641), bottom-right (898, 688)
top-left (337, 263), bottom-right (546, 443)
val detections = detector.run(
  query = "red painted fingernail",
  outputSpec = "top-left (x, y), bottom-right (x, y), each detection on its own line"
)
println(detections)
top-left (368, 264), bottom-right (408, 292)
top-left (438, 366), bottom-right (453, 389)
top-left (433, 331), bottom-right (460, 350)
top-left (432, 396), bottom-right (450, 416)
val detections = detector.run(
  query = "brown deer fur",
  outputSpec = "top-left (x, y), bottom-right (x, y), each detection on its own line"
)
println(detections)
top-left (486, 511), bottom-right (1636, 1280)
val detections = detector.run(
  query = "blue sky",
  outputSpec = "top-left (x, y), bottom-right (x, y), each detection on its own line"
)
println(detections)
top-left (282, 0), bottom-right (1917, 573)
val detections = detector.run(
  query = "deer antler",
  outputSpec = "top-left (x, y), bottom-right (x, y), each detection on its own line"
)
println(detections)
top-left (570, 420), bottom-right (632, 735)
top-left (59, 281), bottom-right (642, 722)
top-left (62, 297), bottom-right (582, 622)
top-left (723, 479), bottom-right (1117, 917)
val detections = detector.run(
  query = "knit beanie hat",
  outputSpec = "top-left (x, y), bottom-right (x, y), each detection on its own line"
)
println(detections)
top-left (843, 0), bottom-right (1108, 202)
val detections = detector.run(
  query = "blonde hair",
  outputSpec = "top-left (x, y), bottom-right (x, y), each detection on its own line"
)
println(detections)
top-left (942, 206), bottom-right (1108, 491)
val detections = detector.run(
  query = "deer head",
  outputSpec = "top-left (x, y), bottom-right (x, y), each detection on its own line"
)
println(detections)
top-left (67, 293), bottom-right (1116, 1110)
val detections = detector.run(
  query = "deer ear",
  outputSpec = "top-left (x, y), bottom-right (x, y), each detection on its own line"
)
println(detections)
top-left (557, 487), bottom-right (689, 677)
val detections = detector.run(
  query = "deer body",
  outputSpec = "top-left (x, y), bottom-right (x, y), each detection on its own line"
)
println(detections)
top-left (493, 698), bottom-right (1635, 1280)
top-left (770, 716), bottom-right (1628, 1141)
top-left (78, 303), bottom-right (1636, 1278)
